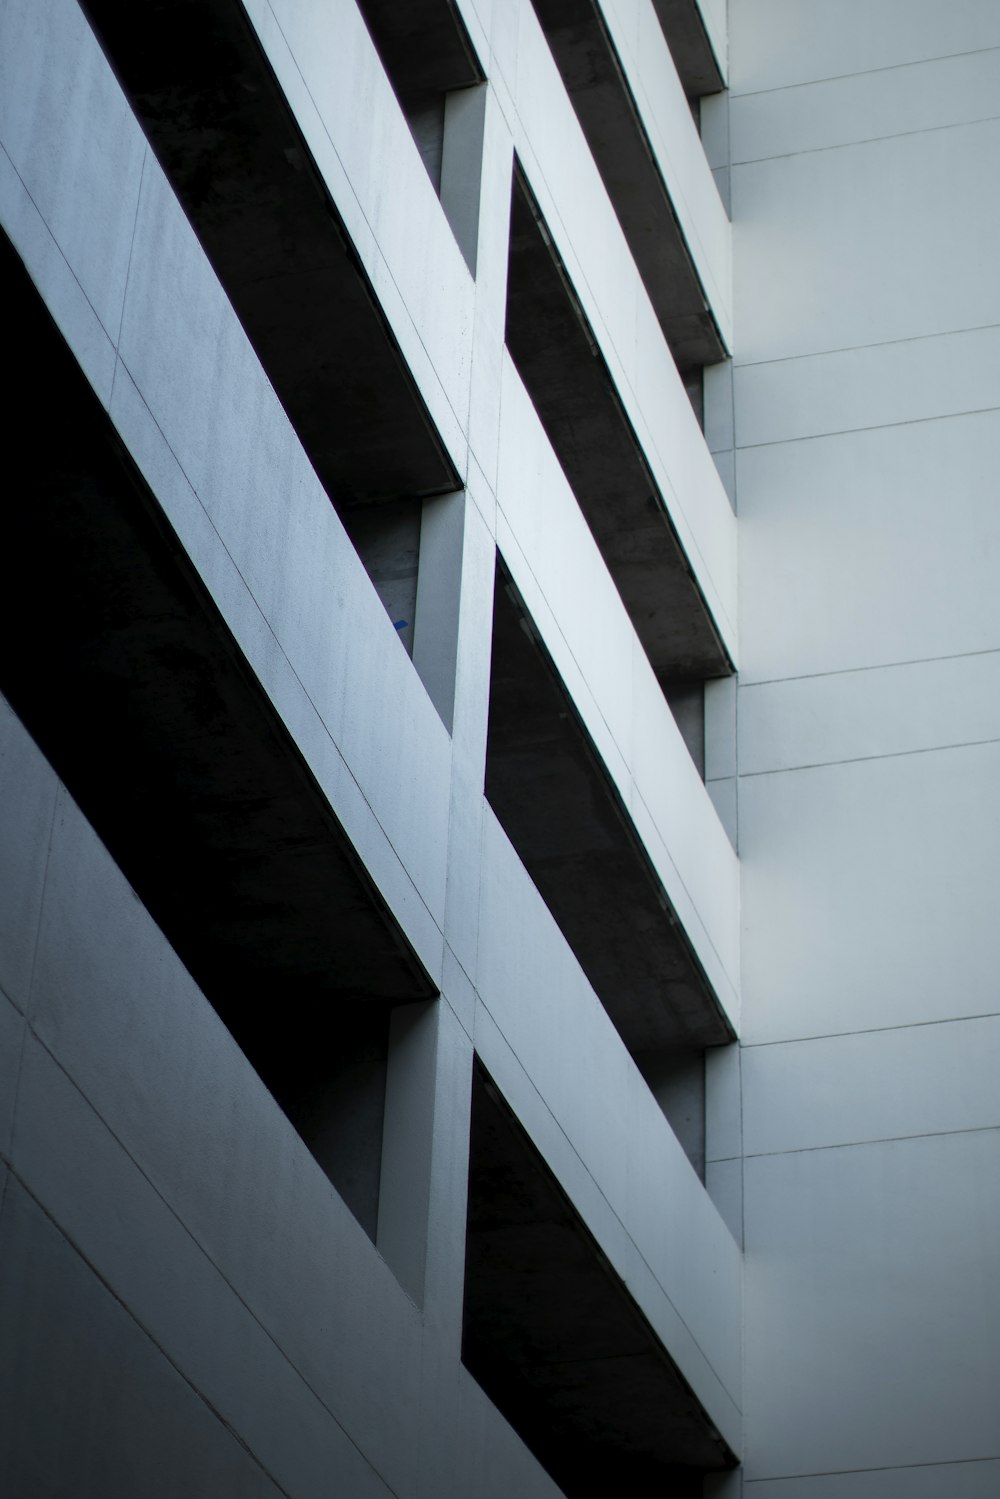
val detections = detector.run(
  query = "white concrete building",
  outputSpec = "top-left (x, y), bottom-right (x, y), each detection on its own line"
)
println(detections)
top-left (0, 1), bottom-right (996, 1495)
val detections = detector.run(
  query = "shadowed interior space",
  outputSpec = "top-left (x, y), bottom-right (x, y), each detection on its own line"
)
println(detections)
top-left (0, 230), bottom-right (435, 1239)
top-left (504, 164), bottom-right (731, 697)
top-left (485, 562), bottom-right (732, 1169)
top-left (529, 0), bottom-right (726, 371)
top-left (462, 1062), bottom-right (734, 1497)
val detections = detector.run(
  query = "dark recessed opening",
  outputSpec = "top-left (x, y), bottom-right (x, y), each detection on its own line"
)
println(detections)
top-left (504, 163), bottom-right (731, 705)
top-left (1, 229), bottom-right (435, 1238)
top-left (529, 0), bottom-right (725, 369)
top-left (485, 560), bottom-right (732, 1168)
top-left (463, 1061), bottom-right (735, 1496)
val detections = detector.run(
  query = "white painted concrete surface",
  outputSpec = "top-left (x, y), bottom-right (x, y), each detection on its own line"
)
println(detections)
top-left (733, 2), bottom-right (1000, 1490)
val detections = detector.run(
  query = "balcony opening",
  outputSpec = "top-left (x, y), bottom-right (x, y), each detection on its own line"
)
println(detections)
top-left (81, 0), bottom-right (463, 666)
top-left (485, 560), bottom-right (732, 1167)
top-left (463, 1061), bottom-right (735, 1497)
top-left (503, 163), bottom-right (731, 757)
top-left (1, 228), bottom-right (436, 1244)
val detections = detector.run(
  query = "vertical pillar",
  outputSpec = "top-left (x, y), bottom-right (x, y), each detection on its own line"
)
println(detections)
top-left (440, 84), bottom-right (489, 275)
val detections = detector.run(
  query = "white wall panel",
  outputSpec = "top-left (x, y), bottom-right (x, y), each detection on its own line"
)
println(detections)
top-left (743, 1015), bottom-right (1000, 1157)
top-left (732, 119), bottom-right (1000, 365)
top-left (740, 741), bottom-right (1000, 1044)
top-left (729, 0), bottom-right (1000, 95)
top-left (738, 411), bottom-right (1000, 682)
top-left (732, 46), bottom-right (1000, 162)
top-left (739, 651), bottom-right (1000, 777)
top-left (734, 6), bottom-right (998, 1494)
top-left (743, 1129), bottom-right (1000, 1478)
top-left (734, 324), bottom-right (1000, 450)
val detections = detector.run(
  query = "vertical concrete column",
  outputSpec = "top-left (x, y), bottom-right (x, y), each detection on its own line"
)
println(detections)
top-left (413, 69), bottom-right (518, 1428)
top-left (413, 490), bottom-right (467, 732)
top-left (383, 58), bottom-right (519, 1463)
top-left (440, 84), bottom-right (488, 275)
top-left (442, 78), bottom-right (516, 988)
top-left (465, 85), bottom-right (515, 497)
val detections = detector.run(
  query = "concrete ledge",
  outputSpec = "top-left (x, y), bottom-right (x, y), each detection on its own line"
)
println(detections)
top-left (476, 809), bottom-right (744, 1449)
top-left (496, 356), bottom-right (741, 1024)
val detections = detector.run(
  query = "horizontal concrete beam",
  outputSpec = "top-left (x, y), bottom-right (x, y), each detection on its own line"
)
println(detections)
top-left (1, 229), bottom-right (434, 1020)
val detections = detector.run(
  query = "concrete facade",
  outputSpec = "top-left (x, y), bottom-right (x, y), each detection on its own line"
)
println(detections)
top-left (0, 2), bottom-right (996, 1495)
top-left (725, 6), bottom-right (1000, 1492)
